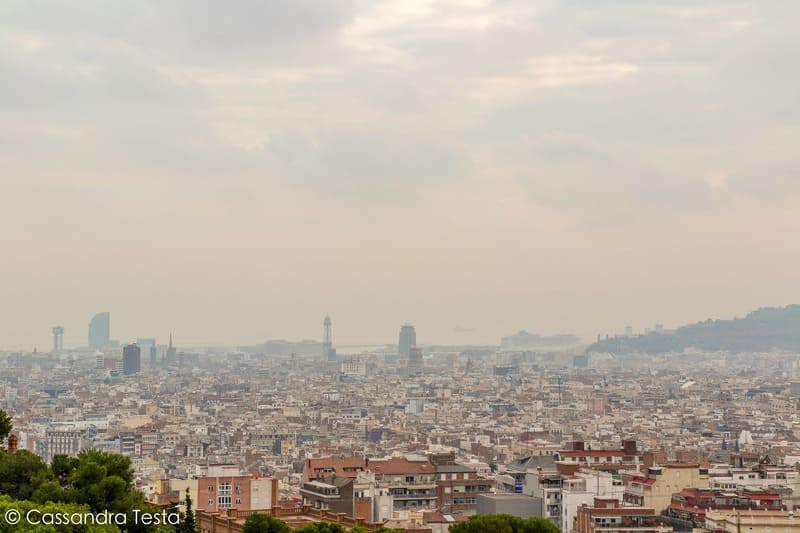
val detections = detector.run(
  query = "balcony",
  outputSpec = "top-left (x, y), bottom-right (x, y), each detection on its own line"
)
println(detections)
top-left (591, 517), bottom-right (668, 531)
top-left (626, 485), bottom-right (645, 497)
top-left (589, 527), bottom-right (672, 533)
top-left (388, 481), bottom-right (436, 490)
top-left (390, 489), bottom-right (437, 500)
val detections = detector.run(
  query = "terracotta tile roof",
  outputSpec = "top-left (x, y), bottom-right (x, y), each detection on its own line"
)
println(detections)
top-left (304, 457), bottom-right (367, 480)
top-left (368, 457), bottom-right (436, 475)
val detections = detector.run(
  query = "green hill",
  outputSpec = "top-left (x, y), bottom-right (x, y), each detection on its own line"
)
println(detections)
top-left (586, 304), bottom-right (800, 355)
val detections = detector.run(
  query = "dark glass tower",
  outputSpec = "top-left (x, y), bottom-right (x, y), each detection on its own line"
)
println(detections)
top-left (123, 344), bottom-right (141, 375)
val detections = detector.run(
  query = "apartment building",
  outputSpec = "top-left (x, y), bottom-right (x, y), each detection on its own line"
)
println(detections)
top-left (624, 463), bottom-right (709, 513)
top-left (196, 473), bottom-right (278, 513)
top-left (303, 456), bottom-right (367, 482)
top-left (556, 440), bottom-right (644, 470)
top-left (561, 467), bottom-right (625, 532)
top-left (369, 456), bottom-right (438, 512)
top-left (573, 498), bottom-right (673, 533)
top-left (703, 510), bottom-right (800, 533)
top-left (434, 462), bottom-right (495, 516)
top-left (664, 487), bottom-right (784, 526)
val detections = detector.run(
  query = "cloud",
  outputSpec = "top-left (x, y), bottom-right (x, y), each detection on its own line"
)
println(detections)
top-left (1, 0), bottom-right (800, 346)
top-left (705, 171), bottom-right (729, 191)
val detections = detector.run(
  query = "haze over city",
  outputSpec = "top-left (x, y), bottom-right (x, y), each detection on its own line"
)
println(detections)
top-left (2, 0), bottom-right (800, 350)
top-left (6, 4), bottom-right (800, 533)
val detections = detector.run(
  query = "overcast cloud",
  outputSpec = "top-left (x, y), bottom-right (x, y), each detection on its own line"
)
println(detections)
top-left (1, 0), bottom-right (799, 349)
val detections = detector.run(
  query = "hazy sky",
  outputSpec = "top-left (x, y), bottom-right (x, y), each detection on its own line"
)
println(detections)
top-left (2, 0), bottom-right (799, 350)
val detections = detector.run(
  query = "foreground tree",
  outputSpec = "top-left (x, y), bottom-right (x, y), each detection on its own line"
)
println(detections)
top-left (0, 409), bottom-right (11, 443)
top-left (449, 514), bottom-right (561, 533)
top-left (51, 454), bottom-right (80, 486)
top-left (180, 487), bottom-right (196, 533)
top-left (0, 495), bottom-right (118, 532)
top-left (298, 523), bottom-right (347, 533)
top-left (0, 431), bottom-right (168, 533)
top-left (0, 449), bottom-right (53, 500)
top-left (242, 513), bottom-right (292, 533)
top-left (65, 449), bottom-right (137, 512)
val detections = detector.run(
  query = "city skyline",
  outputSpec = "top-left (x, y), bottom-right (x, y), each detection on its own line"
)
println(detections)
top-left (2, 301), bottom-right (794, 352)
top-left (0, 304), bottom-right (796, 356)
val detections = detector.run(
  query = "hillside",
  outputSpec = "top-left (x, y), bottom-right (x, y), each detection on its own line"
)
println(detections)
top-left (586, 305), bottom-right (800, 355)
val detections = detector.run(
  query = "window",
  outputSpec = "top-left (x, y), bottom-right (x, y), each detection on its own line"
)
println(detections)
top-left (235, 498), bottom-right (242, 505)
top-left (208, 499), bottom-right (213, 505)
top-left (208, 485), bottom-right (214, 492)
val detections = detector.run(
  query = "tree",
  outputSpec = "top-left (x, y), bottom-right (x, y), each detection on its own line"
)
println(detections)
top-left (0, 449), bottom-right (53, 500)
top-left (242, 513), bottom-right (292, 533)
top-left (51, 454), bottom-right (79, 487)
top-left (66, 449), bottom-right (136, 512)
top-left (449, 514), bottom-right (561, 533)
top-left (298, 523), bottom-right (346, 533)
top-left (32, 479), bottom-right (65, 503)
top-left (0, 409), bottom-right (11, 443)
top-left (0, 447), bottom-right (167, 533)
top-left (0, 495), bottom-right (119, 532)
top-left (58, 449), bottom-right (157, 533)
top-left (181, 487), bottom-right (196, 533)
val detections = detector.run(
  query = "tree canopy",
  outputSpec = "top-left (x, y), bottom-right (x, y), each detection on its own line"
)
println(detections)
top-left (0, 449), bottom-right (53, 501)
top-left (449, 514), bottom-right (561, 533)
top-left (0, 495), bottom-right (120, 532)
top-left (242, 512), bottom-right (292, 533)
top-left (0, 408), bottom-right (11, 443)
top-left (0, 447), bottom-right (164, 533)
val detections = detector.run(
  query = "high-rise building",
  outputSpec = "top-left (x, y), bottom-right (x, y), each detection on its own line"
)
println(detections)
top-left (398, 323), bottom-right (416, 357)
top-left (52, 326), bottom-right (64, 353)
top-left (123, 344), bottom-right (141, 375)
top-left (164, 333), bottom-right (177, 366)
top-left (136, 338), bottom-right (157, 366)
top-left (408, 346), bottom-right (423, 377)
top-left (323, 315), bottom-right (336, 361)
top-left (341, 355), bottom-right (367, 377)
top-left (88, 312), bottom-right (110, 349)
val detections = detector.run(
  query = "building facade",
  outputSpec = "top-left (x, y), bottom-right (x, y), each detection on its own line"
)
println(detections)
top-left (88, 312), bottom-right (110, 349)
top-left (123, 344), bottom-right (141, 375)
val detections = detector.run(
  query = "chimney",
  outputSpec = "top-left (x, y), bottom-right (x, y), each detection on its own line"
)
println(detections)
top-left (6, 434), bottom-right (18, 454)
top-left (623, 440), bottom-right (637, 455)
top-left (557, 462), bottom-right (581, 476)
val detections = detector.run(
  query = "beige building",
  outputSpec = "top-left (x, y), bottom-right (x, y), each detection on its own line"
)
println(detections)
top-left (624, 464), bottom-right (709, 514)
top-left (704, 510), bottom-right (800, 533)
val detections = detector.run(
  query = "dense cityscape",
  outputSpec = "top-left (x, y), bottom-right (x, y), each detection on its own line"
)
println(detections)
top-left (4, 309), bottom-right (800, 532)
top-left (3, 0), bottom-right (799, 532)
